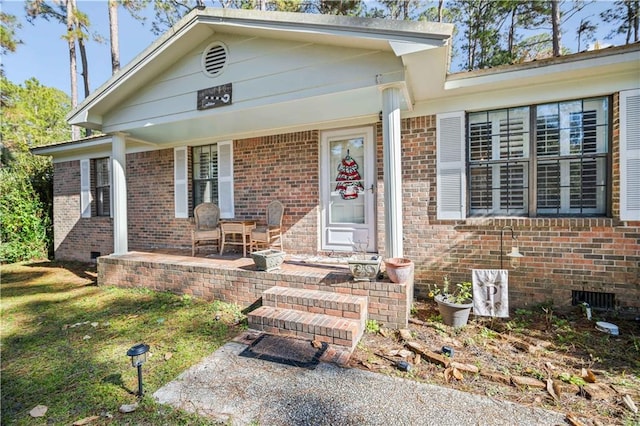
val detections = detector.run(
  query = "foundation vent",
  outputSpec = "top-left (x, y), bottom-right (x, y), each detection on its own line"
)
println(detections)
top-left (571, 290), bottom-right (615, 310)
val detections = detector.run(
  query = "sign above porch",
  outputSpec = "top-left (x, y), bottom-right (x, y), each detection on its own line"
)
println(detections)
top-left (197, 83), bottom-right (233, 110)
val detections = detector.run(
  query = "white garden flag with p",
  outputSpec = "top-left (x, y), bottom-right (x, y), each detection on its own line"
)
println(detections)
top-left (472, 269), bottom-right (509, 317)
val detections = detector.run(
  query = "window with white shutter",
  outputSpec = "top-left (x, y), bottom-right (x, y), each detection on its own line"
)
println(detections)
top-left (620, 89), bottom-right (640, 221)
top-left (437, 112), bottom-right (466, 220)
top-left (80, 159), bottom-right (91, 218)
top-left (192, 141), bottom-right (234, 218)
top-left (174, 147), bottom-right (188, 218)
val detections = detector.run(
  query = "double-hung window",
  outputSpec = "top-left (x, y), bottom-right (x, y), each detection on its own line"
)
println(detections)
top-left (95, 157), bottom-right (111, 217)
top-left (193, 144), bottom-right (219, 207)
top-left (189, 141), bottom-right (234, 218)
top-left (467, 97), bottom-right (609, 217)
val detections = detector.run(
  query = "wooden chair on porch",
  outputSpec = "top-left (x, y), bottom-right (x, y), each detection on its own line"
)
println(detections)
top-left (250, 200), bottom-right (284, 252)
top-left (191, 203), bottom-right (221, 256)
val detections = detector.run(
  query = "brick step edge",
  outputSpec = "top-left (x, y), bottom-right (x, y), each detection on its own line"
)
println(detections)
top-left (262, 286), bottom-right (367, 321)
top-left (247, 305), bottom-right (364, 349)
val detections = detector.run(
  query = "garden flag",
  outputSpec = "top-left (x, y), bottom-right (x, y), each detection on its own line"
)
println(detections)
top-left (335, 151), bottom-right (364, 200)
top-left (472, 269), bottom-right (509, 317)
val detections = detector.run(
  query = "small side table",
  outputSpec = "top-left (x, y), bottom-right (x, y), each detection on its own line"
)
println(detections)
top-left (219, 220), bottom-right (256, 257)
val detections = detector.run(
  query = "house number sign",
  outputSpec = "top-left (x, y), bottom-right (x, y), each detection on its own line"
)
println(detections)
top-left (197, 83), bottom-right (232, 110)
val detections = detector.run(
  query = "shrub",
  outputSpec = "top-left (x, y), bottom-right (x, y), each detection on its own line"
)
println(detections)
top-left (0, 166), bottom-right (50, 262)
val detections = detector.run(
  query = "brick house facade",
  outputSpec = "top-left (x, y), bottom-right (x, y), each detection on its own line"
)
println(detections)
top-left (53, 99), bottom-right (640, 311)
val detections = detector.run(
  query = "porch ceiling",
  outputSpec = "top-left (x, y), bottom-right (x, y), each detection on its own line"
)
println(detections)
top-left (115, 85), bottom-right (390, 146)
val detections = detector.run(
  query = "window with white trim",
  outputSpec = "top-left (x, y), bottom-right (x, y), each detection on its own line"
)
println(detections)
top-left (95, 157), bottom-right (111, 217)
top-left (468, 97), bottom-right (609, 217)
top-left (191, 142), bottom-right (234, 218)
top-left (193, 144), bottom-right (219, 207)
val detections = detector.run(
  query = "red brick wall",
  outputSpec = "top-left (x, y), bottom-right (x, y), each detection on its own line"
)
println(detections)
top-left (53, 161), bottom-right (113, 261)
top-left (395, 110), bottom-right (640, 312)
top-left (233, 131), bottom-right (320, 253)
top-left (127, 149), bottom-right (192, 250)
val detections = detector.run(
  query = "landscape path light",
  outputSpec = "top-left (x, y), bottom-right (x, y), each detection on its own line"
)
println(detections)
top-left (127, 343), bottom-right (149, 397)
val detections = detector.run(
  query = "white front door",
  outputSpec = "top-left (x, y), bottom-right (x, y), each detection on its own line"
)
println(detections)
top-left (320, 126), bottom-right (376, 252)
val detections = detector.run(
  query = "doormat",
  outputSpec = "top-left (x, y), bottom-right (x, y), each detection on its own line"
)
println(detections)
top-left (239, 334), bottom-right (328, 369)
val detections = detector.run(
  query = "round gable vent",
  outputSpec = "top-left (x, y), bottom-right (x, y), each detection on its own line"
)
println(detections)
top-left (202, 42), bottom-right (228, 77)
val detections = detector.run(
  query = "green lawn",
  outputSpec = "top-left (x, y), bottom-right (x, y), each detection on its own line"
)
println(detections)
top-left (1, 261), bottom-right (245, 425)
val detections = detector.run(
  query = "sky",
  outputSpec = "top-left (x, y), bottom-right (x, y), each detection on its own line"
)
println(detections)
top-left (1, 0), bottom-right (628, 98)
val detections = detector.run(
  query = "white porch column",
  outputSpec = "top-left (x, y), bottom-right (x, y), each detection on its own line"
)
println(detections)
top-left (112, 133), bottom-right (128, 254)
top-left (382, 86), bottom-right (403, 258)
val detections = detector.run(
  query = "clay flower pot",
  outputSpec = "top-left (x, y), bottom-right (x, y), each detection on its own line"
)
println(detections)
top-left (384, 258), bottom-right (414, 283)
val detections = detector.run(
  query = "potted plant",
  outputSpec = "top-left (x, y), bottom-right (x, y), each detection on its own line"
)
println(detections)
top-left (429, 276), bottom-right (473, 327)
top-left (384, 257), bottom-right (414, 284)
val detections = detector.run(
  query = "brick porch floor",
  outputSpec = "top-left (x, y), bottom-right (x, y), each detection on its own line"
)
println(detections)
top-left (97, 248), bottom-right (414, 330)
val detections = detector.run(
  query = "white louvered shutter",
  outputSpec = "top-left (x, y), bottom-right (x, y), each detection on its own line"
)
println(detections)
top-left (217, 141), bottom-right (234, 219)
top-left (80, 159), bottom-right (91, 218)
top-left (174, 147), bottom-right (188, 218)
top-left (437, 112), bottom-right (467, 220)
top-left (620, 89), bottom-right (640, 221)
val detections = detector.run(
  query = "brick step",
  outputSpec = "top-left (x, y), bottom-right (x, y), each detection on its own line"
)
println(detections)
top-left (262, 286), bottom-right (368, 323)
top-left (247, 305), bottom-right (364, 349)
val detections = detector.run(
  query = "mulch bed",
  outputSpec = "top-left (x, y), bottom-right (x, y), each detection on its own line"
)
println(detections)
top-left (348, 300), bottom-right (640, 425)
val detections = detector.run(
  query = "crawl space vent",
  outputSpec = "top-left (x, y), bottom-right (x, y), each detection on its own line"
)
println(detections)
top-left (571, 290), bottom-right (615, 310)
top-left (202, 42), bottom-right (228, 77)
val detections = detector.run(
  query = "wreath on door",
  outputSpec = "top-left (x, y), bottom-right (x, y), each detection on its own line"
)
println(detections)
top-left (335, 151), bottom-right (364, 200)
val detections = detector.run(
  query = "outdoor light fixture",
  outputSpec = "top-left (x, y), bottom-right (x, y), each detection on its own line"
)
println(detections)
top-left (500, 226), bottom-right (523, 269)
top-left (127, 343), bottom-right (149, 397)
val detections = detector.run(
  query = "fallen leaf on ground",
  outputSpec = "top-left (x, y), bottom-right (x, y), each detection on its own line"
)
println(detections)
top-left (164, 352), bottom-right (173, 360)
top-left (546, 378), bottom-right (560, 401)
top-left (91, 322), bottom-right (99, 328)
top-left (582, 368), bottom-right (596, 383)
top-left (398, 329), bottom-right (412, 341)
top-left (83, 335), bottom-right (91, 340)
top-left (29, 405), bottom-right (47, 417)
top-left (73, 415), bottom-right (100, 425)
top-left (566, 413), bottom-right (586, 426)
top-left (452, 367), bottom-right (464, 380)
top-left (378, 328), bottom-right (389, 338)
top-left (398, 349), bottom-right (413, 358)
top-left (443, 367), bottom-right (463, 382)
top-left (622, 394), bottom-right (638, 414)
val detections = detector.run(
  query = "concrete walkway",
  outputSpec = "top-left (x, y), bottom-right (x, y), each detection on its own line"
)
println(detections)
top-left (154, 339), bottom-right (567, 426)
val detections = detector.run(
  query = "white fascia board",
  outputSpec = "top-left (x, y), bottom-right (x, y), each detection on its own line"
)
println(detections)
top-left (66, 14), bottom-right (205, 127)
top-left (445, 48), bottom-right (640, 91)
top-left (389, 40), bottom-right (442, 56)
top-left (200, 10), bottom-right (453, 45)
top-left (31, 136), bottom-right (113, 156)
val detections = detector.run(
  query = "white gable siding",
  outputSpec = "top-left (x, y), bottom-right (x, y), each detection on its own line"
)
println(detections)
top-left (103, 34), bottom-right (403, 132)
